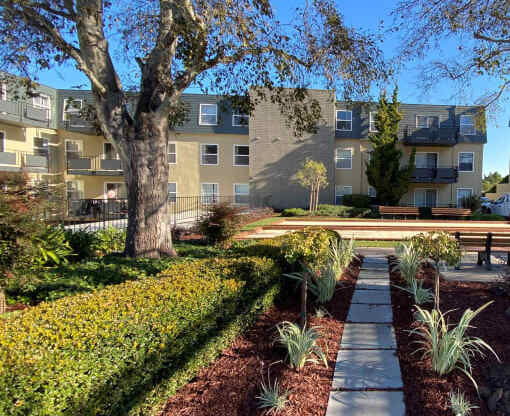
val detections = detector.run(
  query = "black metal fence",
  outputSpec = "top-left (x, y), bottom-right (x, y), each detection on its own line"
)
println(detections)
top-left (64, 195), bottom-right (268, 232)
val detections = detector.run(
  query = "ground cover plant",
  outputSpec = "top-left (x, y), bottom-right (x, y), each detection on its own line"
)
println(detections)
top-left (281, 204), bottom-right (373, 218)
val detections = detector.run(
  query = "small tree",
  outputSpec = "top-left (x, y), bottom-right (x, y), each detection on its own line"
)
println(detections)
top-left (410, 232), bottom-right (461, 310)
top-left (296, 159), bottom-right (328, 212)
top-left (366, 88), bottom-right (416, 206)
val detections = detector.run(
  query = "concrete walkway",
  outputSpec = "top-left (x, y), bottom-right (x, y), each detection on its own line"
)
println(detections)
top-left (326, 256), bottom-right (405, 415)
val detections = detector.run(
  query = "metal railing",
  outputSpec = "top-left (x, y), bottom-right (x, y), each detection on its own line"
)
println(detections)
top-left (0, 150), bottom-right (50, 172)
top-left (66, 155), bottom-right (123, 173)
top-left (0, 100), bottom-right (51, 126)
top-left (407, 166), bottom-right (458, 184)
top-left (402, 124), bottom-right (458, 146)
top-left (64, 195), bottom-right (268, 232)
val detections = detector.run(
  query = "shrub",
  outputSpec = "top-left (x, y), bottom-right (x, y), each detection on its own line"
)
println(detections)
top-left (276, 321), bottom-right (328, 370)
top-left (316, 204), bottom-right (372, 218)
top-left (394, 278), bottom-right (433, 305)
top-left (0, 256), bottom-right (281, 415)
top-left (31, 226), bottom-right (74, 266)
top-left (285, 264), bottom-right (337, 304)
top-left (328, 237), bottom-right (356, 277)
top-left (198, 202), bottom-right (242, 245)
top-left (256, 378), bottom-right (290, 414)
top-left (449, 390), bottom-right (478, 416)
top-left (470, 213), bottom-right (506, 221)
top-left (64, 229), bottom-right (96, 261)
top-left (411, 303), bottom-right (499, 388)
top-left (91, 227), bottom-right (126, 256)
top-left (281, 228), bottom-right (336, 268)
top-left (393, 242), bottom-right (421, 284)
top-left (418, 206), bottom-right (433, 219)
top-left (460, 194), bottom-right (481, 211)
top-left (342, 194), bottom-right (371, 208)
top-left (281, 207), bottom-right (308, 217)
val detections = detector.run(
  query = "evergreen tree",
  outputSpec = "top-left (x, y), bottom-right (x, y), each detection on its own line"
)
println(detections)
top-left (366, 88), bottom-right (416, 206)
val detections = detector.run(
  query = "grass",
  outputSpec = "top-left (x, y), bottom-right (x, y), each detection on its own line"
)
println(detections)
top-left (240, 216), bottom-right (282, 231)
top-left (356, 240), bottom-right (399, 248)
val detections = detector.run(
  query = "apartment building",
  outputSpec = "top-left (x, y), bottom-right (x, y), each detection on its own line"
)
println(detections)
top-left (0, 81), bottom-right (486, 211)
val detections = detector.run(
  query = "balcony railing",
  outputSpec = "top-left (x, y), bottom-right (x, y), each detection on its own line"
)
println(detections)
top-left (0, 150), bottom-right (49, 172)
top-left (408, 166), bottom-right (458, 184)
top-left (63, 114), bottom-right (95, 132)
top-left (402, 125), bottom-right (458, 146)
top-left (66, 154), bottom-right (123, 175)
top-left (0, 100), bottom-right (51, 127)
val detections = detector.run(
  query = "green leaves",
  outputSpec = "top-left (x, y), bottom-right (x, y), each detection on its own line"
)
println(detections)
top-left (256, 378), bottom-right (290, 414)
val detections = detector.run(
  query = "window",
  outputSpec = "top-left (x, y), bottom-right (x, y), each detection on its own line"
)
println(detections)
top-left (0, 131), bottom-right (5, 152)
top-left (458, 152), bottom-right (474, 172)
top-left (103, 143), bottom-right (119, 159)
top-left (460, 115), bottom-right (475, 135)
top-left (199, 104), bottom-right (218, 125)
top-left (168, 142), bottom-right (176, 164)
top-left (335, 148), bottom-right (352, 169)
top-left (65, 140), bottom-right (83, 160)
top-left (335, 185), bottom-right (352, 205)
top-left (201, 183), bottom-right (219, 204)
top-left (457, 188), bottom-right (473, 208)
top-left (416, 115), bottom-right (439, 129)
top-left (369, 112), bottom-right (378, 132)
top-left (200, 144), bottom-right (219, 165)
top-left (168, 182), bottom-right (177, 202)
top-left (0, 84), bottom-right (6, 101)
top-left (233, 144), bottom-right (249, 166)
top-left (105, 182), bottom-right (126, 199)
top-left (33, 94), bottom-right (51, 119)
top-left (415, 189), bottom-right (437, 208)
top-left (234, 183), bottom-right (249, 204)
top-left (428, 116), bottom-right (439, 129)
top-left (416, 115), bottom-right (428, 128)
top-left (368, 186), bottom-right (376, 198)
top-left (415, 153), bottom-right (438, 168)
top-left (66, 180), bottom-right (84, 200)
top-left (63, 98), bottom-right (83, 121)
top-left (336, 110), bottom-right (352, 131)
top-left (33, 137), bottom-right (49, 157)
top-left (232, 110), bottom-right (249, 127)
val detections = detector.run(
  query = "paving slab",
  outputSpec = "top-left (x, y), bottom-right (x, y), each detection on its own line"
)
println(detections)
top-left (340, 324), bottom-right (396, 349)
top-left (442, 263), bottom-right (504, 283)
top-left (347, 304), bottom-right (393, 323)
top-left (332, 349), bottom-right (403, 389)
top-left (356, 278), bottom-right (390, 290)
top-left (326, 391), bottom-right (405, 416)
top-left (357, 270), bottom-right (388, 280)
top-left (351, 288), bottom-right (391, 304)
top-left (361, 264), bottom-right (388, 271)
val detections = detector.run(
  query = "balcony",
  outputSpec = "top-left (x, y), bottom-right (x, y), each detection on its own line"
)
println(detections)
top-left (0, 100), bottom-right (52, 128)
top-left (409, 166), bottom-right (458, 184)
top-left (402, 125), bottom-right (457, 146)
top-left (63, 114), bottom-right (96, 134)
top-left (67, 154), bottom-right (123, 176)
top-left (0, 150), bottom-right (49, 173)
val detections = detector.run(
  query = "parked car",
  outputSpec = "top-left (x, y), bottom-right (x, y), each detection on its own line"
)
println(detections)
top-left (482, 193), bottom-right (510, 216)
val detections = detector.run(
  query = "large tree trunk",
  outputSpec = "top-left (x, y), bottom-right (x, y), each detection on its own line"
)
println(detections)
top-left (123, 112), bottom-right (176, 258)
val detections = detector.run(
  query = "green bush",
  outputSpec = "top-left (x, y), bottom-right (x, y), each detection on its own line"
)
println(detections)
top-left (0, 256), bottom-right (281, 416)
top-left (198, 202), bottom-right (242, 245)
top-left (91, 227), bottom-right (126, 256)
top-left (460, 194), bottom-right (481, 211)
top-left (418, 206), bottom-right (433, 219)
top-left (281, 205), bottom-right (372, 218)
top-left (32, 226), bottom-right (74, 266)
top-left (280, 227), bottom-right (336, 268)
top-left (64, 229), bottom-right (96, 261)
top-left (342, 194), bottom-right (371, 208)
top-left (281, 207), bottom-right (308, 217)
top-left (470, 213), bottom-right (506, 221)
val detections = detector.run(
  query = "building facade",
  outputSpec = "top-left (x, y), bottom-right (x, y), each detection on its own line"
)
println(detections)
top-left (0, 80), bottom-right (486, 212)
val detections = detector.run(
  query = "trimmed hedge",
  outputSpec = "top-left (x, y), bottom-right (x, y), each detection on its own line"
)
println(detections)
top-left (341, 194), bottom-right (371, 208)
top-left (281, 204), bottom-right (372, 218)
top-left (0, 256), bottom-right (281, 415)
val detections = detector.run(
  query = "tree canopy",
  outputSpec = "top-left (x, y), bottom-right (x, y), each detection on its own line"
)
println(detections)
top-left (296, 159), bottom-right (328, 212)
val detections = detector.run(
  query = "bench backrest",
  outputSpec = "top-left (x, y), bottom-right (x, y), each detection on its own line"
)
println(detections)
top-left (432, 208), bottom-right (471, 216)
top-left (379, 206), bottom-right (419, 214)
top-left (454, 231), bottom-right (510, 248)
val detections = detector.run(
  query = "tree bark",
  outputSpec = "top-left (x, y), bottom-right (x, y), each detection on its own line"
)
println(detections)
top-left (300, 275), bottom-right (308, 328)
top-left (123, 112), bottom-right (176, 258)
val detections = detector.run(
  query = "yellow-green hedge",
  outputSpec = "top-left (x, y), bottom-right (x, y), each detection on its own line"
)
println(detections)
top-left (0, 256), bottom-right (280, 415)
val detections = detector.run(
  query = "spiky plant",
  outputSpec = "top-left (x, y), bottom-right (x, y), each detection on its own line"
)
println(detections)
top-left (392, 242), bottom-right (421, 284)
top-left (449, 390), bottom-right (478, 416)
top-left (256, 378), bottom-right (290, 414)
top-left (411, 302), bottom-right (499, 388)
top-left (276, 321), bottom-right (328, 371)
top-left (328, 237), bottom-right (357, 277)
top-left (394, 278), bottom-right (433, 305)
top-left (284, 264), bottom-right (337, 304)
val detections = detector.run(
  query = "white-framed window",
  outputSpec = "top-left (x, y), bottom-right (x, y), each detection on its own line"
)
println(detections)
top-left (232, 110), bottom-right (249, 127)
top-left (368, 186), bottom-right (376, 198)
top-left (0, 84), bottom-right (6, 101)
top-left (0, 131), bottom-right (5, 152)
top-left (168, 142), bottom-right (176, 164)
top-left (233, 144), bottom-right (249, 166)
top-left (369, 112), bottom-right (378, 132)
top-left (335, 148), bottom-right (352, 169)
top-left (63, 98), bottom-right (83, 121)
top-left (201, 183), bottom-right (219, 204)
top-left (33, 137), bottom-right (49, 157)
top-left (200, 143), bottom-right (219, 165)
top-left (415, 152), bottom-right (438, 168)
top-left (460, 115), bottom-right (475, 135)
top-left (458, 152), bottom-right (474, 172)
top-left (103, 142), bottom-right (119, 159)
top-left (414, 189), bottom-right (437, 208)
top-left (335, 185), bottom-right (352, 205)
top-left (456, 188), bottom-right (473, 208)
top-left (105, 182), bottom-right (127, 199)
top-left (234, 183), bottom-right (249, 204)
top-left (336, 110), bottom-right (352, 131)
top-left (33, 93), bottom-right (51, 119)
top-left (168, 182), bottom-right (177, 202)
top-left (416, 115), bottom-right (428, 128)
top-left (66, 180), bottom-right (84, 200)
top-left (65, 139), bottom-right (83, 159)
top-left (416, 115), bottom-right (440, 129)
top-left (199, 103), bottom-right (218, 126)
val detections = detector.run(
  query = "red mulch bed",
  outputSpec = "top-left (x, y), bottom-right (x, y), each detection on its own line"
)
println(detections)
top-left (390, 260), bottom-right (510, 415)
top-left (159, 257), bottom-right (362, 416)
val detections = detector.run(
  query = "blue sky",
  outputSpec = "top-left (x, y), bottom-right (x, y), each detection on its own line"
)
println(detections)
top-left (33, 0), bottom-right (508, 177)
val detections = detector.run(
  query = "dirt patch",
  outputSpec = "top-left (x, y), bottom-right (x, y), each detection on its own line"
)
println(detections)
top-left (159, 258), bottom-right (362, 416)
top-left (390, 262), bottom-right (510, 415)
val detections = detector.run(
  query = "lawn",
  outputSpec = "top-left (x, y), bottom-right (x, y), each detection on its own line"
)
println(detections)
top-left (239, 215), bottom-right (282, 231)
top-left (356, 240), bottom-right (399, 248)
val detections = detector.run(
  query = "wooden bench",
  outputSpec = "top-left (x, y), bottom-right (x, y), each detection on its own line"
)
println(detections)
top-left (454, 231), bottom-right (510, 270)
top-left (379, 206), bottom-right (419, 219)
top-left (432, 208), bottom-right (471, 219)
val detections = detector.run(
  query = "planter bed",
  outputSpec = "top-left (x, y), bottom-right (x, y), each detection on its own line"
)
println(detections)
top-left (390, 262), bottom-right (510, 415)
top-left (159, 257), bottom-right (362, 416)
